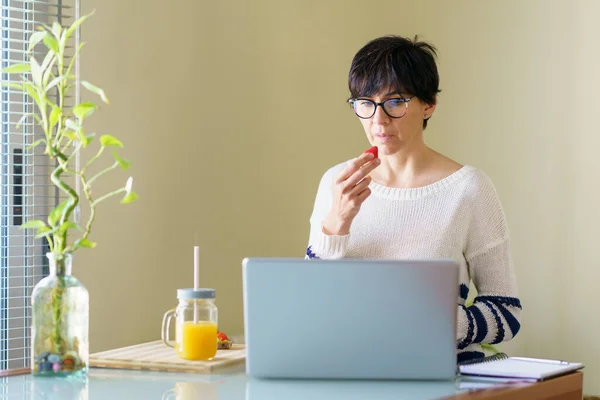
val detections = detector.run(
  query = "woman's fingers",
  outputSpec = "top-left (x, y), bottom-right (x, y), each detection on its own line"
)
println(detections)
top-left (349, 176), bottom-right (371, 197)
top-left (355, 186), bottom-right (372, 203)
top-left (335, 152), bottom-right (375, 184)
top-left (344, 158), bottom-right (380, 189)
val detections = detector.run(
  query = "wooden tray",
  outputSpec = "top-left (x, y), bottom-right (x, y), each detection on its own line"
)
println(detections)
top-left (90, 340), bottom-right (245, 374)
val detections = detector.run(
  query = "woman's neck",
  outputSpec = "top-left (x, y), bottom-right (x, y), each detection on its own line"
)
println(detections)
top-left (373, 142), bottom-right (436, 188)
top-left (373, 129), bottom-right (466, 190)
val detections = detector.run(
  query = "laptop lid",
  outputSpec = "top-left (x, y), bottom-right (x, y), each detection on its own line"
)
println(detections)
top-left (242, 258), bottom-right (459, 380)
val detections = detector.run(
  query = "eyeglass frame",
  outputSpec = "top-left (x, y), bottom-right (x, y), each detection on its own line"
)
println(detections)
top-left (348, 96), bottom-right (416, 119)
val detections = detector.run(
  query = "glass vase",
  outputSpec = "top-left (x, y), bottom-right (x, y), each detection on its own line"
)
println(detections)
top-left (31, 253), bottom-right (89, 377)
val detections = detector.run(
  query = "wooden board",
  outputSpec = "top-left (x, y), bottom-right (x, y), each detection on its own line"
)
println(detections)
top-left (89, 340), bottom-right (245, 374)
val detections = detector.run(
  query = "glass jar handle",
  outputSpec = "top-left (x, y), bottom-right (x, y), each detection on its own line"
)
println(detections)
top-left (161, 308), bottom-right (176, 348)
top-left (161, 388), bottom-right (176, 400)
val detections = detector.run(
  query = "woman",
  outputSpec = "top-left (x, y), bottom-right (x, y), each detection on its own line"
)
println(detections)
top-left (306, 35), bottom-right (521, 363)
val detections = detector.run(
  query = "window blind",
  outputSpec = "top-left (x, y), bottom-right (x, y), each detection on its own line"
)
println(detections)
top-left (1, 0), bottom-right (73, 371)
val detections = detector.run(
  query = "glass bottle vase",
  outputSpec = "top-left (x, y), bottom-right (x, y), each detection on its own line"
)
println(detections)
top-left (31, 253), bottom-right (89, 377)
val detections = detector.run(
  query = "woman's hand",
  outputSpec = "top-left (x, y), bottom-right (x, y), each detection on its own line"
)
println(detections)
top-left (322, 152), bottom-right (380, 235)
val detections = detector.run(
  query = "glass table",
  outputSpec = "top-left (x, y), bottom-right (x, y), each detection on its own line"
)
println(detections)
top-left (0, 365), bottom-right (583, 400)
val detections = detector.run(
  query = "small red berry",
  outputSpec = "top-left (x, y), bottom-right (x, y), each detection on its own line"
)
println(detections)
top-left (364, 146), bottom-right (378, 159)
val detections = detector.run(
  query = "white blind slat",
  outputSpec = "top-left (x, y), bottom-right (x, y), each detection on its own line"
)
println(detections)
top-left (1, 0), bottom-right (73, 371)
top-left (2, 8), bottom-right (67, 18)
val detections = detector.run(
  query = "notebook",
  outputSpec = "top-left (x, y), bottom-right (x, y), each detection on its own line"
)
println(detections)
top-left (458, 353), bottom-right (584, 381)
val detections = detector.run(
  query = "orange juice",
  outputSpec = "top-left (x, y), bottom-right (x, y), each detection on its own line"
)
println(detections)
top-left (176, 321), bottom-right (218, 360)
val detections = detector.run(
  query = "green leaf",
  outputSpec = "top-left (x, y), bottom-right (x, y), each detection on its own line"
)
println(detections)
top-left (74, 238), bottom-right (97, 248)
top-left (82, 81), bottom-right (109, 104)
top-left (76, 127), bottom-right (89, 147)
top-left (28, 31), bottom-right (47, 52)
top-left (35, 226), bottom-right (56, 239)
top-left (64, 131), bottom-right (78, 141)
top-left (1, 82), bottom-right (24, 91)
top-left (82, 132), bottom-right (95, 147)
top-left (41, 50), bottom-right (54, 70)
top-left (480, 343), bottom-right (500, 354)
top-left (73, 102), bottom-right (96, 119)
top-left (48, 200), bottom-right (68, 227)
top-left (2, 63), bottom-right (30, 74)
top-left (30, 56), bottom-right (42, 87)
top-left (46, 74), bottom-right (69, 92)
top-left (65, 13), bottom-right (93, 43)
top-left (41, 51), bottom-right (55, 71)
top-left (41, 54), bottom-right (57, 86)
top-left (66, 42), bottom-right (85, 77)
top-left (65, 119), bottom-right (81, 131)
top-left (120, 191), bottom-right (139, 204)
top-left (51, 21), bottom-right (62, 40)
top-left (63, 221), bottom-right (81, 230)
top-left (37, 23), bottom-right (52, 33)
top-left (112, 150), bottom-right (131, 170)
top-left (49, 106), bottom-right (60, 131)
top-left (59, 221), bottom-right (81, 234)
top-left (14, 112), bottom-right (43, 130)
top-left (23, 83), bottom-right (41, 107)
top-left (42, 34), bottom-right (59, 54)
top-left (100, 134), bottom-right (123, 148)
top-left (65, 119), bottom-right (88, 146)
top-left (26, 139), bottom-right (45, 150)
top-left (59, 29), bottom-right (67, 52)
top-left (16, 113), bottom-right (31, 129)
top-left (20, 220), bottom-right (47, 229)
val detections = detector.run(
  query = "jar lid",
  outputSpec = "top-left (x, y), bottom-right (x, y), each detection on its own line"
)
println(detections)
top-left (177, 288), bottom-right (216, 299)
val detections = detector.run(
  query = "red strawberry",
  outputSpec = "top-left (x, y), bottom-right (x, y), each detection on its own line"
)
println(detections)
top-left (364, 146), bottom-right (378, 159)
top-left (217, 332), bottom-right (229, 341)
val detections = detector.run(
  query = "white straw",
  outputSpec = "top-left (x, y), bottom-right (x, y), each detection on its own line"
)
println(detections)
top-left (194, 246), bottom-right (199, 290)
top-left (194, 246), bottom-right (199, 323)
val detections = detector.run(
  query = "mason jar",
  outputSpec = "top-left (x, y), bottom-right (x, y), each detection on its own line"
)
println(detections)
top-left (162, 288), bottom-right (218, 360)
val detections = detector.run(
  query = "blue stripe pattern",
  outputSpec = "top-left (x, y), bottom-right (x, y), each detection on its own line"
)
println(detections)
top-left (494, 304), bottom-right (521, 338)
top-left (306, 246), bottom-right (320, 259)
top-left (469, 306), bottom-right (488, 343)
top-left (475, 295), bottom-right (521, 339)
top-left (476, 295), bottom-right (522, 309)
top-left (458, 305), bottom-right (474, 350)
top-left (479, 300), bottom-right (505, 344)
top-left (459, 284), bottom-right (469, 300)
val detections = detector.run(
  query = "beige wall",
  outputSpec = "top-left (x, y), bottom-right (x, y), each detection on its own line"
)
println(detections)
top-left (75, 0), bottom-right (599, 394)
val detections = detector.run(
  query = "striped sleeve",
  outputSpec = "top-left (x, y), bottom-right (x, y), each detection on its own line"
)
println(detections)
top-left (457, 239), bottom-right (522, 349)
top-left (457, 170), bottom-right (521, 348)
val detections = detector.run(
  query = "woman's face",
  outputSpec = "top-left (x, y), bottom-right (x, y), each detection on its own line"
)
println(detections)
top-left (355, 90), bottom-right (436, 156)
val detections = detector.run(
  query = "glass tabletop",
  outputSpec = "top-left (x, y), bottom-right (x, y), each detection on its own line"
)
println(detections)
top-left (0, 366), bottom-right (505, 400)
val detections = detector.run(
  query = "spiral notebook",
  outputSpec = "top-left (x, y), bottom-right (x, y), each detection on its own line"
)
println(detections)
top-left (458, 353), bottom-right (584, 381)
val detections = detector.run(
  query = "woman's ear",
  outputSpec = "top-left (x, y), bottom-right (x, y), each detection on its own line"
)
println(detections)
top-left (424, 101), bottom-right (436, 119)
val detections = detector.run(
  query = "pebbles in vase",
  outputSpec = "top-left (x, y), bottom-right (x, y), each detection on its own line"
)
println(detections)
top-left (35, 351), bottom-right (82, 375)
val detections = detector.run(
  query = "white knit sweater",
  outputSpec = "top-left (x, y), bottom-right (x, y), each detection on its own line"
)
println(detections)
top-left (306, 162), bottom-right (521, 363)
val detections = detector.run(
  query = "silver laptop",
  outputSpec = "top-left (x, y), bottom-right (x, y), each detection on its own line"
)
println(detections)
top-left (242, 258), bottom-right (459, 380)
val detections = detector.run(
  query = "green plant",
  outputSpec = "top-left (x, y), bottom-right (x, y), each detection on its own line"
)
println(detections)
top-left (1, 14), bottom-right (137, 366)
top-left (2, 13), bottom-right (137, 259)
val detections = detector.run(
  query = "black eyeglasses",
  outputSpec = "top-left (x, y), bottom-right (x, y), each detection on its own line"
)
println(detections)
top-left (348, 96), bottom-right (415, 119)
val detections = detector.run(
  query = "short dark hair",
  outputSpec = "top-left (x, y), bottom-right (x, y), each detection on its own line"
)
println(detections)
top-left (348, 35), bottom-right (441, 128)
